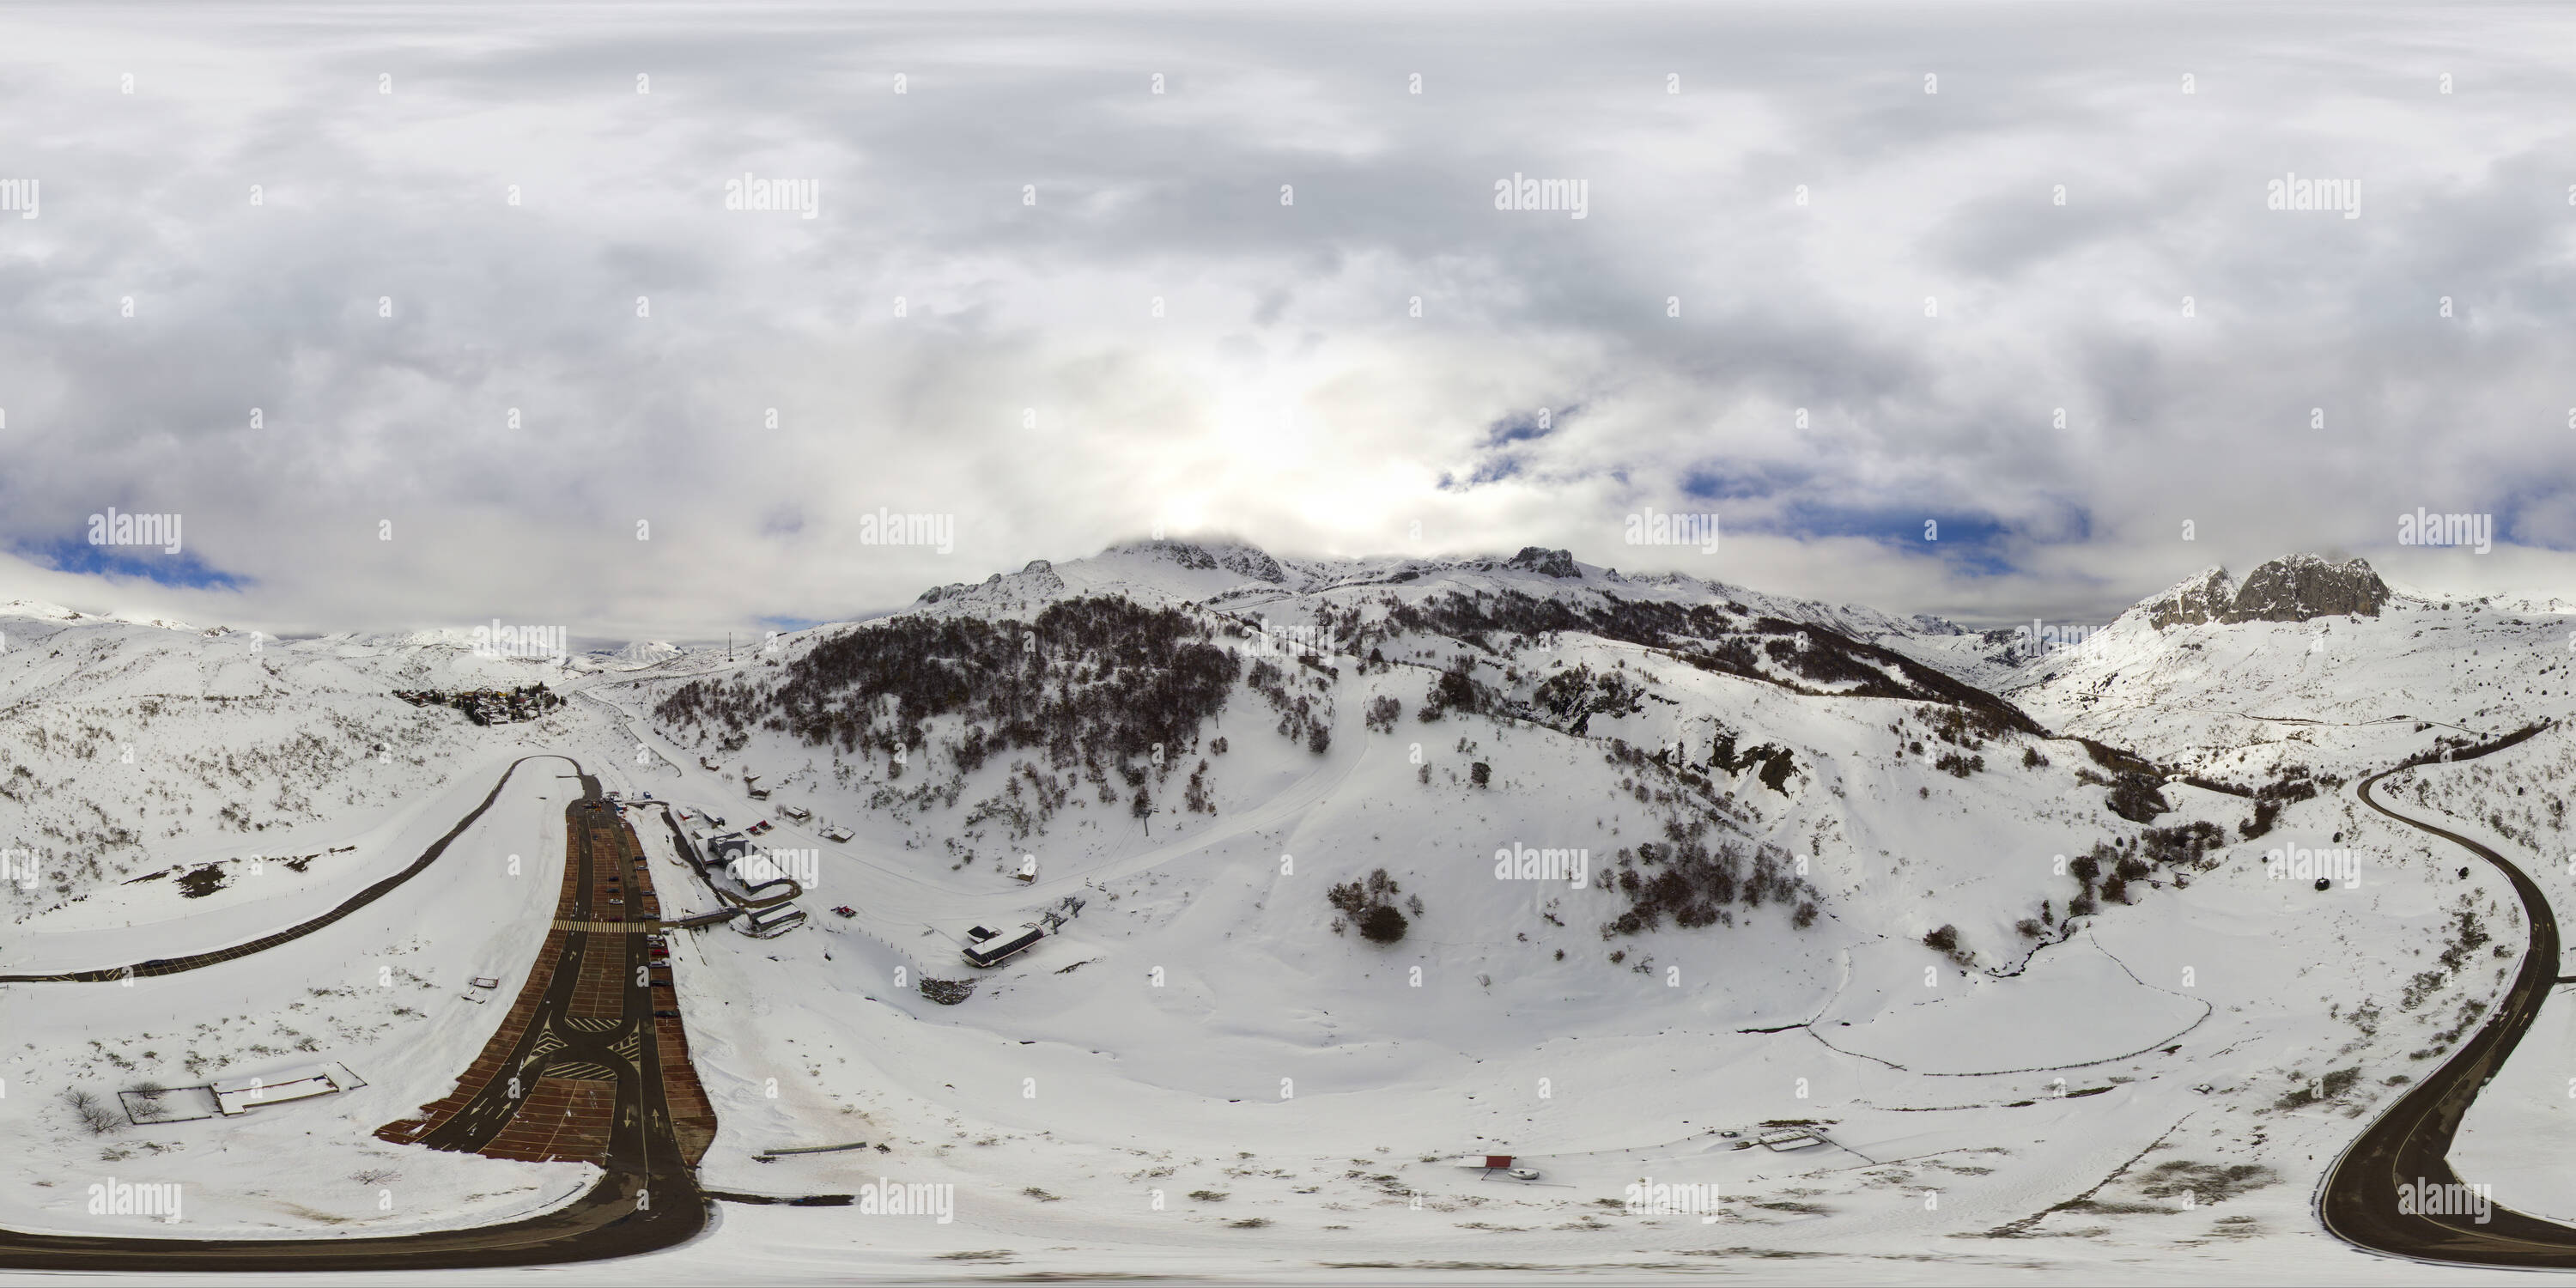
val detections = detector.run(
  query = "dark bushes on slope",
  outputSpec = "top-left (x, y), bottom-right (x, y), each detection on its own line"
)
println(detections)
top-left (2106, 774), bottom-right (2171, 823)
top-left (1600, 841), bottom-right (1821, 937)
top-left (653, 597), bottom-right (1242, 775)
top-left (1330, 868), bottom-right (1412, 942)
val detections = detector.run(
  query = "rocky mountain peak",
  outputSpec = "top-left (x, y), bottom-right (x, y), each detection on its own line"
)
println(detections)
top-left (2144, 566), bottom-right (2236, 629)
top-left (1506, 546), bottom-right (1583, 578)
top-left (2227, 554), bottom-right (2391, 623)
top-left (2142, 555), bottom-right (2390, 629)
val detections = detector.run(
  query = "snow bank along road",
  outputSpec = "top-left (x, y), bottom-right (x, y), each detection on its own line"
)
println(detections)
top-left (0, 755), bottom-right (568, 984)
top-left (2321, 724), bottom-right (2576, 1267)
top-left (0, 759), bottom-right (713, 1271)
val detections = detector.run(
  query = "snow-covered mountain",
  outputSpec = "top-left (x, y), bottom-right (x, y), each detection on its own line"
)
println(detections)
top-left (914, 536), bottom-right (1965, 645)
top-left (1891, 554), bottom-right (2575, 779)
top-left (6, 540), bottom-right (2574, 1279)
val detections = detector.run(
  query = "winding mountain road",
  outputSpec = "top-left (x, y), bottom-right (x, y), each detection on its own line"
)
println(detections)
top-left (2320, 726), bottom-right (2576, 1267)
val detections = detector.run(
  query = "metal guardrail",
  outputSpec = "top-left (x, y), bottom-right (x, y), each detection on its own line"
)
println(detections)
top-left (754, 1141), bottom-right (872, 1158)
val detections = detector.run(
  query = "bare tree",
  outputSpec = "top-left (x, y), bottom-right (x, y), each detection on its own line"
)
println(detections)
top-left (63, 1089), bottom-right (125, 1136)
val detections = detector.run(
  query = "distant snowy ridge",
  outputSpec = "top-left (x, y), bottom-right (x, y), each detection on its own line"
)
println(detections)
top-left (909, 537), bottom-right (1963, 645)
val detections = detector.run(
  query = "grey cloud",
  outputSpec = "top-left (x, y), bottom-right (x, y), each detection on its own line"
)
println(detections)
top-left (2, 3), bottom-right (2574, 638)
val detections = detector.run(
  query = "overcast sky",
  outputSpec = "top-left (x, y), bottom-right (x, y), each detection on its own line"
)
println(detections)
top-left (3, 1), bottom-right (2573, 640)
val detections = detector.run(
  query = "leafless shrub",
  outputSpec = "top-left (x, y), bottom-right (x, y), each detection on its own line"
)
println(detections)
top-left (63, 1089), bottom-right (125, 1135)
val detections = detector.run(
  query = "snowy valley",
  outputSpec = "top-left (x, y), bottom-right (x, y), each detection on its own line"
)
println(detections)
top-left (2, 540), bottom-right (2569, 1283)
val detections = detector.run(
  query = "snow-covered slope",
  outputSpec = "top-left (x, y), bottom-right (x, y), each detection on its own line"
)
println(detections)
top-left (914, 537), bottom-right (1964, 645)
top-left (6, 542), bottom-right (2572, 1282)
top-left (0, 609), bottom-right (611, 930)
top-left (1896, 555), bottom-right (2576, 781)
top-left (553, 540), bottom-right (2530, 1274)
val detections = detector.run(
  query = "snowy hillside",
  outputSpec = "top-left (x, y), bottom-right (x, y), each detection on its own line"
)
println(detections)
top-left (0, 613), bottom-right (602, 939)
top-left (1899, 555), bottom-right (2576, 781)
top-left (4, 540), bottom-right (2573, 1282)
top-left (914, 538), bottom-right (1965, 644)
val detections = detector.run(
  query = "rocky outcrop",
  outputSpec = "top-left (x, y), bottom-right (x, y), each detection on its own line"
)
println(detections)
top-left (1216, 545), bottom-right (1288, 585)
top-left (916, 566), bottom-right (1062, 605)
top-left (1096, 538), bottom-right (1291, 584)
top-left (2142, 556), bottom-right (2390, 629)
top-left (2144, 567), bottom-right (2236, 629)
top-left (2227, 555), bottom-right (2390, 623)
top-left (1507, 547), bottom-right (1583, 579)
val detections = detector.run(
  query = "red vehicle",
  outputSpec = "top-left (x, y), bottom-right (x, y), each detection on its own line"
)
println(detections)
top-left (833, 905), bottom-right (856, 917)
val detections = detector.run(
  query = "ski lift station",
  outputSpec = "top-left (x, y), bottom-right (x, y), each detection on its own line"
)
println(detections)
top-left (960, 896), bottom-right (1085, 967)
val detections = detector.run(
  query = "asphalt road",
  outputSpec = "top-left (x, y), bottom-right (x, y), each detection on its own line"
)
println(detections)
top-left (0, 762), bottom-right (711, 1272)
top-left (2321, 728), bottom-right (2576, 1267)
top-left (0, 755), bottom-right (573, 984)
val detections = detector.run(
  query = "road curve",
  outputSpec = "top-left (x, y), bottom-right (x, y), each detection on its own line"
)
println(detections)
top-left (0, 755), bottom-right (577, 984)
top-left (0, 759), bottom-right (712, 1271)
top-left (2321, 729), bottom-right (2576, 1267)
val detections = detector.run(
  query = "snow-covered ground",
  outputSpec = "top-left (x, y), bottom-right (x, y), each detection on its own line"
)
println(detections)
top-left (4, 545), bottom-right (2575, 1281)
top-left (0, 744), bottom-right (597, 1236)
